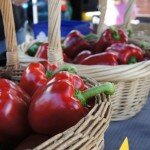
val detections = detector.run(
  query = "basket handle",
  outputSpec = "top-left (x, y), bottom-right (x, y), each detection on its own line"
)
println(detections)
top-left (0, 0), bottom-right (19, 69)
top-left (97, 0), bottom-right (108, 36)
top-left (123, 0), bottom-right (135, 29)
top-left (47, 0), bottom-right (63, 66)
top-left (97, 0), bottom-right (135, 34)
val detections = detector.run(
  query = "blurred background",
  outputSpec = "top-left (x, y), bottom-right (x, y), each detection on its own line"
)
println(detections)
top-left (24, 0), bottom-right (150, 23)
top-left (21, 0), bottom-right (150, 40)
top-left (0, 0), bottom-right (150, 46)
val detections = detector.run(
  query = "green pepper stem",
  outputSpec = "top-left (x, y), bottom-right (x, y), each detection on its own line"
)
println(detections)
top-left (75, 82), bottom-right (115, 106)
top-left (127, 29), bottom-right (132, 38)
top-left (110, 27), bottom-right (120, 41)
top-left (46, 65), bottom-right (78, 78)
top-left (128, 57), bottom-right (137, 64)
top-left (46, 71), bottom-right (53, 78)
top-left (84, 33), bottom-right (99, 41)
top-left (54, 65), bottom-right (77, 74)
top-left (141, 41), bottom-right (149, 50)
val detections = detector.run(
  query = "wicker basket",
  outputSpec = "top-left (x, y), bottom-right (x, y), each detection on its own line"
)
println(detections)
top-left (0, 0), bottom-right (112, 149)
top-left (76, 0), bottom-right (150, 121)
top-left (17, 0), bottom-right (150, 121)
top-left (75, 0), bottom-right (150, 120)
top-left (17, 40), bottom-right (45, 67)
top-left (75, 60), bottom-right (150, 121)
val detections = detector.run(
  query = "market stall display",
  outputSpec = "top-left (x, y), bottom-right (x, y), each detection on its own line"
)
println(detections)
top-left (18, 0), bottom-right (150, 121)
top-left (0, 0), bottom-right (114, 149)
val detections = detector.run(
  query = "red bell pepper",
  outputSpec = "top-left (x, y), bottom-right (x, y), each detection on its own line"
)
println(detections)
top-left (93, 28), bottom-right (128, 53)
top-left (80, 52), bottom-right (119, 66)
top-left (73, 50), bottom-right (92, 64)
top-left (35, 42), bottom-right (48, 59)
top-left (64, 30), bottom-right (84, 47)
top-left (19, 62), bottom-right (78, 96)
top-left (28, 79), bottom-right (115, 135)
top-left (39, 60), bottom-right (58, 71)
top-left (0, 78), bottom-right (30, 104)
top-left (19, 61), bottom-right (57, 96)
top-left (47, 71), bottom-right (86, 91)
top-left (63, 30), bottom-right (91, 59)
top-left (0, 79), bottom-right (31, 143)
top-left (35, 42), bottom-right (71, 61)
top-left (106, 43), bottom-right (144, 64)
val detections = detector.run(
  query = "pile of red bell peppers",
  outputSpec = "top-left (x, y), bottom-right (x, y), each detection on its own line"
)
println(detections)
top-left (26, 27), bottom-right (148, 66)
top-left (62, 28), bottom-right (146, 65)
top-left (0, 61), bottom-right (115, 148)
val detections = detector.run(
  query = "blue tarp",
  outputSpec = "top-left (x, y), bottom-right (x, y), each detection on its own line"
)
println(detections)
top-left (32, 20), bottom-right (91, 38)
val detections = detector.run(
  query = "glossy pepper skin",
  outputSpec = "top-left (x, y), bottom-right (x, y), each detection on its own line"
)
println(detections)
top-left (28, 80), bottom-right (85, 135)
top-left (0, 79), bottom-right (31, 143)
top-left (73, 50), bottom-right (92, 64)
top-left (28, 79), bottom-right (115, 136)
top-left (19, 62), bottom-right (78, 96)
top-left (0, 79), bottom-right (30, 104)
top-left (63, 30), bottom-right (84, 47)
top-left (35, 42), bottom-right (48, 59)
top-left (47, 71), bottom-right (86, 91)
top-left (106, 43), bottom-right (144, 64)
top-left (80, 52), bottom-right (119, 66)
top-left (63, 30), bottom-right (90, 59)
top-left (93, 28), bottom-right (128, 53)
top-left (39, 60), bottom-right (58, 71)
top-left (19, 62), bottom-right (57, 96)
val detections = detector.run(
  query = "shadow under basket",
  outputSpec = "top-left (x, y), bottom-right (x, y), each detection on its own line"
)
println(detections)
top-left (0, 69), bottom-right (112, 150)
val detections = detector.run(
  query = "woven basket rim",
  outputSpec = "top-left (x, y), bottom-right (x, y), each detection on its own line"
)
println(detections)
top-left (72, 60), bottom-right (150, 68)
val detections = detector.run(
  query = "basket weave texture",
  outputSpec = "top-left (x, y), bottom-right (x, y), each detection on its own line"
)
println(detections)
top-left (0, 0), bottom-right (112, 149)
top-left (75, 62), bottom-right (150, 121)
top-left (91, 0), bottom-right (150, 120)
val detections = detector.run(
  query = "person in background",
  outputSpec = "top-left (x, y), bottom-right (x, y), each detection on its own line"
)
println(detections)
top-left (61, 0), bottom-right (72, 20)
top-left (104, 0), bottom-right (138, 26)
top-left (0, 0), bottom-right (29, 53)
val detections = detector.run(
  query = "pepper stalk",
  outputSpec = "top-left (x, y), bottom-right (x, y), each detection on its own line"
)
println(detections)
top-left (46, 64), bottom-right (78, 78)
top-left (76, 82), bottom-right (115, 106)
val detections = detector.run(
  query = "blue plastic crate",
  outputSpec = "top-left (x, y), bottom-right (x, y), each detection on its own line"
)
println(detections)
top-left (32, 20), bottom-right (91, 38)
